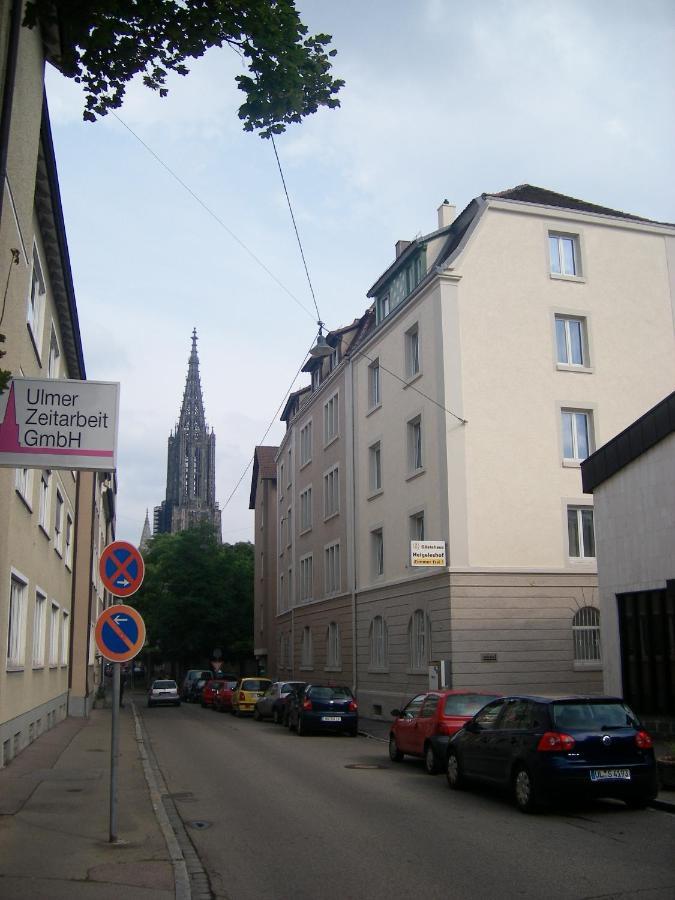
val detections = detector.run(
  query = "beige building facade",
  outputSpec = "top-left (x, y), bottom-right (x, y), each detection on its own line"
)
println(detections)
top-left (256, 186), bottom-right (675, 719)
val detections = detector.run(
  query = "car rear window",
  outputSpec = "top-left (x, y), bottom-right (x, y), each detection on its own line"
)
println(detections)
top-left (242, 680), bottom-right (271, 691)
top-left (443, 694), bottom-right (499, 716)
top-left (309, 687), bottom-right (353, 700)
top-left (552, 701), bottom-right (640, 730)
top-left (154, 681), bottom-right (177, 689)
top-left (282, 682), bottom-right (306, 693)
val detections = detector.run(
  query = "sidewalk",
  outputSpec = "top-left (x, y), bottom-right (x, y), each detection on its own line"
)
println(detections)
top-left (359, 718), bottom-right (675, 812)
top-left (0, 696), bottom-right (178, 899)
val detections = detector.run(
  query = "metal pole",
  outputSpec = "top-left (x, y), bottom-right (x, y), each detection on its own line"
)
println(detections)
top-left (109, 660), bottom-right (120, 842)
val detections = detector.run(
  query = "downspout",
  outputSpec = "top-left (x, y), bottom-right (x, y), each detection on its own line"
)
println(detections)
top-left (0, 0), bottom-right (22, 229)
top-left (347, 354), bottom-right (357, 696)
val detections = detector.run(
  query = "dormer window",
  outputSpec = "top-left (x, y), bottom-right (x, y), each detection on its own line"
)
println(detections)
top-left (375, 248), bottom-right (427, 324)
top-left (311, 367), bottom-right (321, 390)
top-left (329, 343), bottom-right (340, 371)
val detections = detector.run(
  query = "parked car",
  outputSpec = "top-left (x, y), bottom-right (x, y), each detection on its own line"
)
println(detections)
top-left (214, 678), bottom-right (240, 713)
top-left (201, 674), bottom-right (237, 708)
top-left (389, 690), bottom-right (501, 773)
top-left (254, 681), bottom-right (307, 723)
top-left (287, 684), bottom-right (358, 736)
top-left (231, 677), bottom-right (273, 716)
top-left (147, 679), bottom-right (181, 707)
top-left (186, 677), bottom-right (210, 704)
top-left (445, 695), bottom-right (658, 813)
top-left (181, 669), bottom-right (212, 701)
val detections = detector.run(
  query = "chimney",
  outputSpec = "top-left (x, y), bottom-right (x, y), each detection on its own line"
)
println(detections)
top-left (437, 200), bottom-right (456, 229)
top-left (395, 239), bottom-right (411, 258)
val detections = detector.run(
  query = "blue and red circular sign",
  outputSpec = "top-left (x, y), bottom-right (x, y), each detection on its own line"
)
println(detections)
top-left (95, 604), bottom-right (146, 662)
top-left (99, 541), bottom-right (145, 597)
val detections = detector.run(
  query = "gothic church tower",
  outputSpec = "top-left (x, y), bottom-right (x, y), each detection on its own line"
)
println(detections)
top-left (154, 330), bottom-right (221, 539)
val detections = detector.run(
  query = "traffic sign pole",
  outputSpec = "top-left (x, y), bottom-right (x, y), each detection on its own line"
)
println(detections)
top-left (110, 655), bottom-right (120, 843)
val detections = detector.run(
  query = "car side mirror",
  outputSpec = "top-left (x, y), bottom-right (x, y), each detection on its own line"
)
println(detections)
top-left (390, 709), bottom-right (401, 718)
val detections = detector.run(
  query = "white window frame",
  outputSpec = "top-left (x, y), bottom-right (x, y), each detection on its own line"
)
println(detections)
top-left (32, 589), bottom-right (47, 668)
top-left (38, 470), bottom-right (51, 534)
top-left (49, 602), bottom-right (60, 667)
top-left (323, 465), bottom-right (340, 519)
top-left (407, 415), bottom-right (423, 474)
top-left (371, 528), bottom-right (384, 578)
top-left (549, 232), bottom-right (582, 278)
top-left (54, 488), bottom-right (64, 555)
top-left (324, 541), bottom-right (341, 595)
top-left (323, 392), bottom-right (339, 446)
top-left (369, 615), bottom-right (388, 671)
top-left (65, 513), bottom-right (74, 569)
top-left (61, 610), bottom-right (70, 665)
top-left (409, 510), bottom-right (425, 542)
top-left (299, 554), bottom-right (313, 603)
top-left (15, 467), bottom-right (33, 507)
top-left (27, 243), bottom-right (46, 355)
top-left (299, 420), bottom-right (313, 467)
top-left (573, 606), bottom-right (601, 665)
top-left (405, 323), bottom-right (420, 378)
top-left (286, 506), bottom-right (292, 548)
top-left (562, 409), bottom-right (594, 464)
top-left (47, 322), bottom-right (61, 379)
top-left (368, 358), bottom-right (381, 409)
top-left (408, 609), bottom-right (429, 671)
top-left (299, 486), bottom-right (312, 533)
top-left (301, 626), bottom-right (313, 669)
top-left (326, 622), bottom-right (341, 670)
top-left (287, 566), bottom-right (293, 610)
top-left (567, 506), bottom-right (595, 560)
top-left (7, 571), bottom-right (28, 669)
top-left (555, 314), bottom-right (589, 369)
top-left (369, 441), bottom-right (382, 494)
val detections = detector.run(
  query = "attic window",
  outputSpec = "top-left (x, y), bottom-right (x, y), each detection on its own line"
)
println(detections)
top-left (375, 249), bottom-right (426, 324)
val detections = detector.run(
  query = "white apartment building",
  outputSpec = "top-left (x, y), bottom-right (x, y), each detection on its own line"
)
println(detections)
top-left (256, 185), bottom-right (675, 719)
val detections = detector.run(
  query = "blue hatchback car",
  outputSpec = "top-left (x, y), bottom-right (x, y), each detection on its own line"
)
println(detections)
top-left (445, 695), bottom-right (657, 813)
top-left (287, 684), bottom-right (358, 736)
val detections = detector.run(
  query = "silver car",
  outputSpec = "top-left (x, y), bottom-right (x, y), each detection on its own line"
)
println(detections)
top-left (254, 681), bottom-right (307, 724)
top-left (148, 679), bottom-right (181, 707)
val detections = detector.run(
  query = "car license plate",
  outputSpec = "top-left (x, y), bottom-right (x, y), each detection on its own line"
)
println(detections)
top-left (322, 715), bottom-right (341, 722)
top-left (590, 768), bottom-right (631, 782)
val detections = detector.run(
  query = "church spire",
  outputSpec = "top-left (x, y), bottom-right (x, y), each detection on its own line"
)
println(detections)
top-left (139, 509), bottom-right (151, 551)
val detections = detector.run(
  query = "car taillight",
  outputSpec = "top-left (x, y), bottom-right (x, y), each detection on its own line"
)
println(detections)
top-left (303, 697), bottom-right (312, 711)
top-left (537, 731), bottom-right (575, 752)
top-left (635, 730), bottom-right (653, 749)
top-left (239, 692), bottom-right (246, 701)
top-left (347, 700), bottom-right (358, 712)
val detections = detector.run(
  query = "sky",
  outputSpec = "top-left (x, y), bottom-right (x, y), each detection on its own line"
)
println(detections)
top-left (44, 0), bottom-right (675, 546)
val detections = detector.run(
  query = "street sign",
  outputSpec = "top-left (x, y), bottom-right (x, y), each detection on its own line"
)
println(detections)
top-left (99, 541), bottom-right (145, 597)
top-left (95, 604), bottom-right (146, 662)
top-left (0, 377), bottom-right (119, 471)
top-left (411, 540), bottom-right (447, 567)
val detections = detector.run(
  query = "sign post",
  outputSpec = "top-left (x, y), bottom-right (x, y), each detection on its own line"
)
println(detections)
top-left (95, 548), bottom-right (146, 844)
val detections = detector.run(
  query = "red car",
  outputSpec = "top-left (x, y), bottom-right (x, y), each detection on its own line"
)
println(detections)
top-left (389, 690), bottom-right (501, 774)
top-left (201, 675), bottom-right (236, 708)
top-left (213, 678), bottom-right (239, 713)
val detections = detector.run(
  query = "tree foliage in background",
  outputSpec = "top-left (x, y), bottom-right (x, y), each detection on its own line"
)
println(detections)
top-left (24, 0), bottom-right (344, 135)
top-left (133, 522), bottom-right (254, 670)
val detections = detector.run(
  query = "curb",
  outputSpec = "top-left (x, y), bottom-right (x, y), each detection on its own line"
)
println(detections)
top-left (649, 797), bottom-right (675, 813)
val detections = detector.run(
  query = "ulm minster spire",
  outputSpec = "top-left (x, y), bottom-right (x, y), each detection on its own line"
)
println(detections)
top-left (153, 330), bottom-right (221, 540)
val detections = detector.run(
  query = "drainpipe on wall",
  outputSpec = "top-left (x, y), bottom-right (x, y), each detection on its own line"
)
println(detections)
top-left (0, 0), bottom-right (22, 229)
top-left (347, 355), bottom-right (358, 695)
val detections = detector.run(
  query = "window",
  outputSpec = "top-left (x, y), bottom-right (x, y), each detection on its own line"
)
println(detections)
top-left (371, 528), bottom-right (384, 578)
top-left (279, 572), bottom-right (285, 609)
top-left (33, 591), bottom-right (46, 667)
top-left (407, 416), bottom-right (423, 473)
top-left (573, 606), bottom-right (601, 664)
top-left (369, 615), bottom-right (388, 669)
top-left (324, 393), bottom-right (339, 444)
top-left (27, 244), bottom-right (46, 349)
top-left (329, 343), bottom-right (340, 371)
top-left (54, 490), bottom-right (64, 554)
top-left (279, 463), bottom-right (285, 497)
top-left (410, 511), bottom-right (425, 542)
top-left (49, 603), bottom-right (59, 666)
top-left (549, 232), bottom-right (581, 277)
top-left (326, 622), bottom-right (341, 670)
top-left (47, 324), bottom-right (60, 378)
top-left (300, 421), bottom-right (312, 467)
top-left (567, 506), bottom-right (595, 559)
top-left (562, 410), bottom-right (593, 462)
top-left (405, 324), bottom-right (420, 378)
top-left (311, 367), bottom-right (321, 391)
top-left (324, 542), bottom-right (341, 595)
top-left (300, 555), bottom-right (313, 603)
top-left (300, 486), bottom-right (312, 532)
top-left (7, 574), bottom-right (27, 668)
top-left (555, 315), bottom-right (588, 367)
top-left (278, 632), bottom-right (286, 669)
top-left (408, 609), bottom-right (430, 670)
top-left (65, 514), bottom-right (73, 568)
top-left (376, 293), bottom-right (390, 323)
top-left (301, 627), bottom-right (313, 668)
top-left (323, 466), bottom-right (339, 518)
top-left (15, 467), bottom-right (33, 506)
top-left (287, 447), bottom-right (292, 487)
top-left (286, 507), bottom-right (292, 548)
top-left (421, 695), bottom-right (440, 718)
top-left (368, 359), bottom-right (381, 408)
top-left (39, 470), bottom-right (51, 533)
top-left (61, 611), bottom-right (70, 665)
top-left (369, 442), bottom-right (382, 493)
top-left (287, 567), bottom-right (293, 609)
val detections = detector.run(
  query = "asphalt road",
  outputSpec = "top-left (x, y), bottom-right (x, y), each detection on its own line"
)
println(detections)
top-left (139, 701), bottom-right (675, 900)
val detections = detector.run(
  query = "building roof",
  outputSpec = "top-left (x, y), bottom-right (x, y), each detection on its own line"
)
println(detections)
top-left (249, 445), bottom-right (279, 509)
top-left (582, 391), bottom-right (675, 493)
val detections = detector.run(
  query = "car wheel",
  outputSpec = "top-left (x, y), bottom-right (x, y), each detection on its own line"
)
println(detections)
top-left (424, 744), bottom-right (439, 775)
top-left (513, 765), bottom-right (543, 813)
top-left (253, 708), bottom-right (262, 722)
top-left (446, 751), bottom-right (465, 790)
top-left (296, 716), bottom-right (305, 736)
top-left (273, 708), bottom-right (281, 725)
top-left (347, 728), bottom-right (358, 737)
top-left (388, 734), bottom-right (404, 762)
